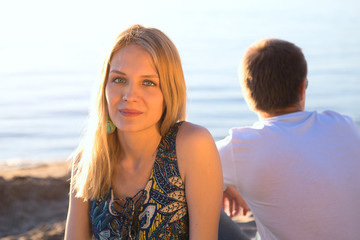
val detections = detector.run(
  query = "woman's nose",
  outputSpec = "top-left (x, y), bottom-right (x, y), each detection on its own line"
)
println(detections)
top-left (122, 82), bottom-right (139, 102)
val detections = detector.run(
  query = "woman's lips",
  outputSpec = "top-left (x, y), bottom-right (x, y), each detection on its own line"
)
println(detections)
top-left (119, 109), bottom-right (143, 117)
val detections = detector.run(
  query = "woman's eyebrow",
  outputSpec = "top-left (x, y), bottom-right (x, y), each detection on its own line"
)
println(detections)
top-left (141, 74), bottom-right (159, 79)
top-left (109, 70), bottom-right (126, 75)
top-left (109, 70), bottom-right (158, 79)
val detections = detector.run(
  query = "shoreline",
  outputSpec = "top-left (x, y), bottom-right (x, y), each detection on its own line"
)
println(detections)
top-left (0, 160), bottom-right (256, 239)
top-left (0, 160), bottom-right (72, 180)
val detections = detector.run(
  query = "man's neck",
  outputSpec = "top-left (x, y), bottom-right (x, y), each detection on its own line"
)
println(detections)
top-left (257, 105), bottom-right (304, 119)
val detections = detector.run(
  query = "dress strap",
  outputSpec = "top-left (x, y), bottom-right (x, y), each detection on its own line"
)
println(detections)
top-left (158, 121), bottom-right (184, 153)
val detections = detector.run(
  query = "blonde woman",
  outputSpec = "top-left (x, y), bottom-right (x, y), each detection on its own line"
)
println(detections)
top-left (65, 25), bottom-right (223, 240)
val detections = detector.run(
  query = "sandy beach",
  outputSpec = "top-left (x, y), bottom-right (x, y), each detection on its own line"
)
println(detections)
top-left (0, 161), bottom-right (71, 240)
top-left (0, 161), bottom-right (256, 240)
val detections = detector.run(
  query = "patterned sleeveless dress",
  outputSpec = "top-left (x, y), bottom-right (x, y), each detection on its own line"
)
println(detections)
top-left (90, 122), bottom-right (189, 240)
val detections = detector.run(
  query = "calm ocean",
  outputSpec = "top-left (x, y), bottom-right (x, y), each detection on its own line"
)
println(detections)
top-left (0, 0), bottom-right (359, 168)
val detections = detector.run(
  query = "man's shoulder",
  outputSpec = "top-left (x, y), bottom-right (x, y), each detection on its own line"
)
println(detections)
top-left (216, 124), bottom-right (264, 151)
top-left (317, 110), bottom-right (356, 126)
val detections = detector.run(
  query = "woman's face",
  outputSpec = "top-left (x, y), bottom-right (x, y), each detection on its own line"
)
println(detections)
top-left (106, 44), bottom-right (164, 134)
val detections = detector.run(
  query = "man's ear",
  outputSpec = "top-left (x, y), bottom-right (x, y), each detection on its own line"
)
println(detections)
top-left (299, 78), bottom-right (308, 110)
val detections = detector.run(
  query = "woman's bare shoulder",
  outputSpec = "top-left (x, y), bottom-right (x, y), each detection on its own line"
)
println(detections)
top-left (177, 121), bottom-right (213, 142)
top-left (176, 121), bottom-right (217, 159)
top-left (175, 121), bottom-right (221, 188)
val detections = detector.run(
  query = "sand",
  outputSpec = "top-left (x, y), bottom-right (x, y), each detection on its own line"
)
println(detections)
top-left (0, 161), bottom-right (71, 240)
top-left (0, 161), bottom-right (256, 240)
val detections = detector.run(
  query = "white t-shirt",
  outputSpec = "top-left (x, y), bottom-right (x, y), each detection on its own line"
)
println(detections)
top-left (217, 111), bottom-right (360, 240)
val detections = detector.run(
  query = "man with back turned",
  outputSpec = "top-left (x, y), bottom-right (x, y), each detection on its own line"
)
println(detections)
top-left (217, 38), bottom-right (360, 240)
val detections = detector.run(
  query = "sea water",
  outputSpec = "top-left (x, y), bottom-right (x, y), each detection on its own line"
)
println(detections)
top-left (0, 0), bottom-right (359, 167)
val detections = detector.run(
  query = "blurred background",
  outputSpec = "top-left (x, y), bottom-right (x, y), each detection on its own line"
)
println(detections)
top-left (0, 0), bottom-right (359, 167)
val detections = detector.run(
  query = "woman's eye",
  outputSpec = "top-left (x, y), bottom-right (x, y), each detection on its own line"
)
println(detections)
top-left (143, 80), bottom-right (156, 86)
top-left (113, 78), bottom-right (126, 84)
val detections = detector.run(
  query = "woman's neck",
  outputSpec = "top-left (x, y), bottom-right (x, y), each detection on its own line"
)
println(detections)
top-left (117, 127), bottom-right (162, 167)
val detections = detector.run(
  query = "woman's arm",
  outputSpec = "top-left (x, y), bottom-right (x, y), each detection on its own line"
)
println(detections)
top-left (177, 122), bottom-right (223, 240)
top-left (64, 162), bottom-right (92, 240)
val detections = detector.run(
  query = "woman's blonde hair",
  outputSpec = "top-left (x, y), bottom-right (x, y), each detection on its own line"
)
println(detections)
top-left (72, 24), bottom-right (186, 200)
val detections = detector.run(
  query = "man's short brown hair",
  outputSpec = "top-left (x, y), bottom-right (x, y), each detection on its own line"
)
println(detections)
top-left (240, 39), bottom-right (307, 112)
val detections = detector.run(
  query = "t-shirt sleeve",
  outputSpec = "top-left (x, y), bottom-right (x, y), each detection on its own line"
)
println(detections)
top-left (216, 136), bottom-right (237, 190)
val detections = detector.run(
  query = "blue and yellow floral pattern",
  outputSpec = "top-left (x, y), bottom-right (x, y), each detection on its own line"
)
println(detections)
top-left (90, 122), bottom-right (189, 239)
